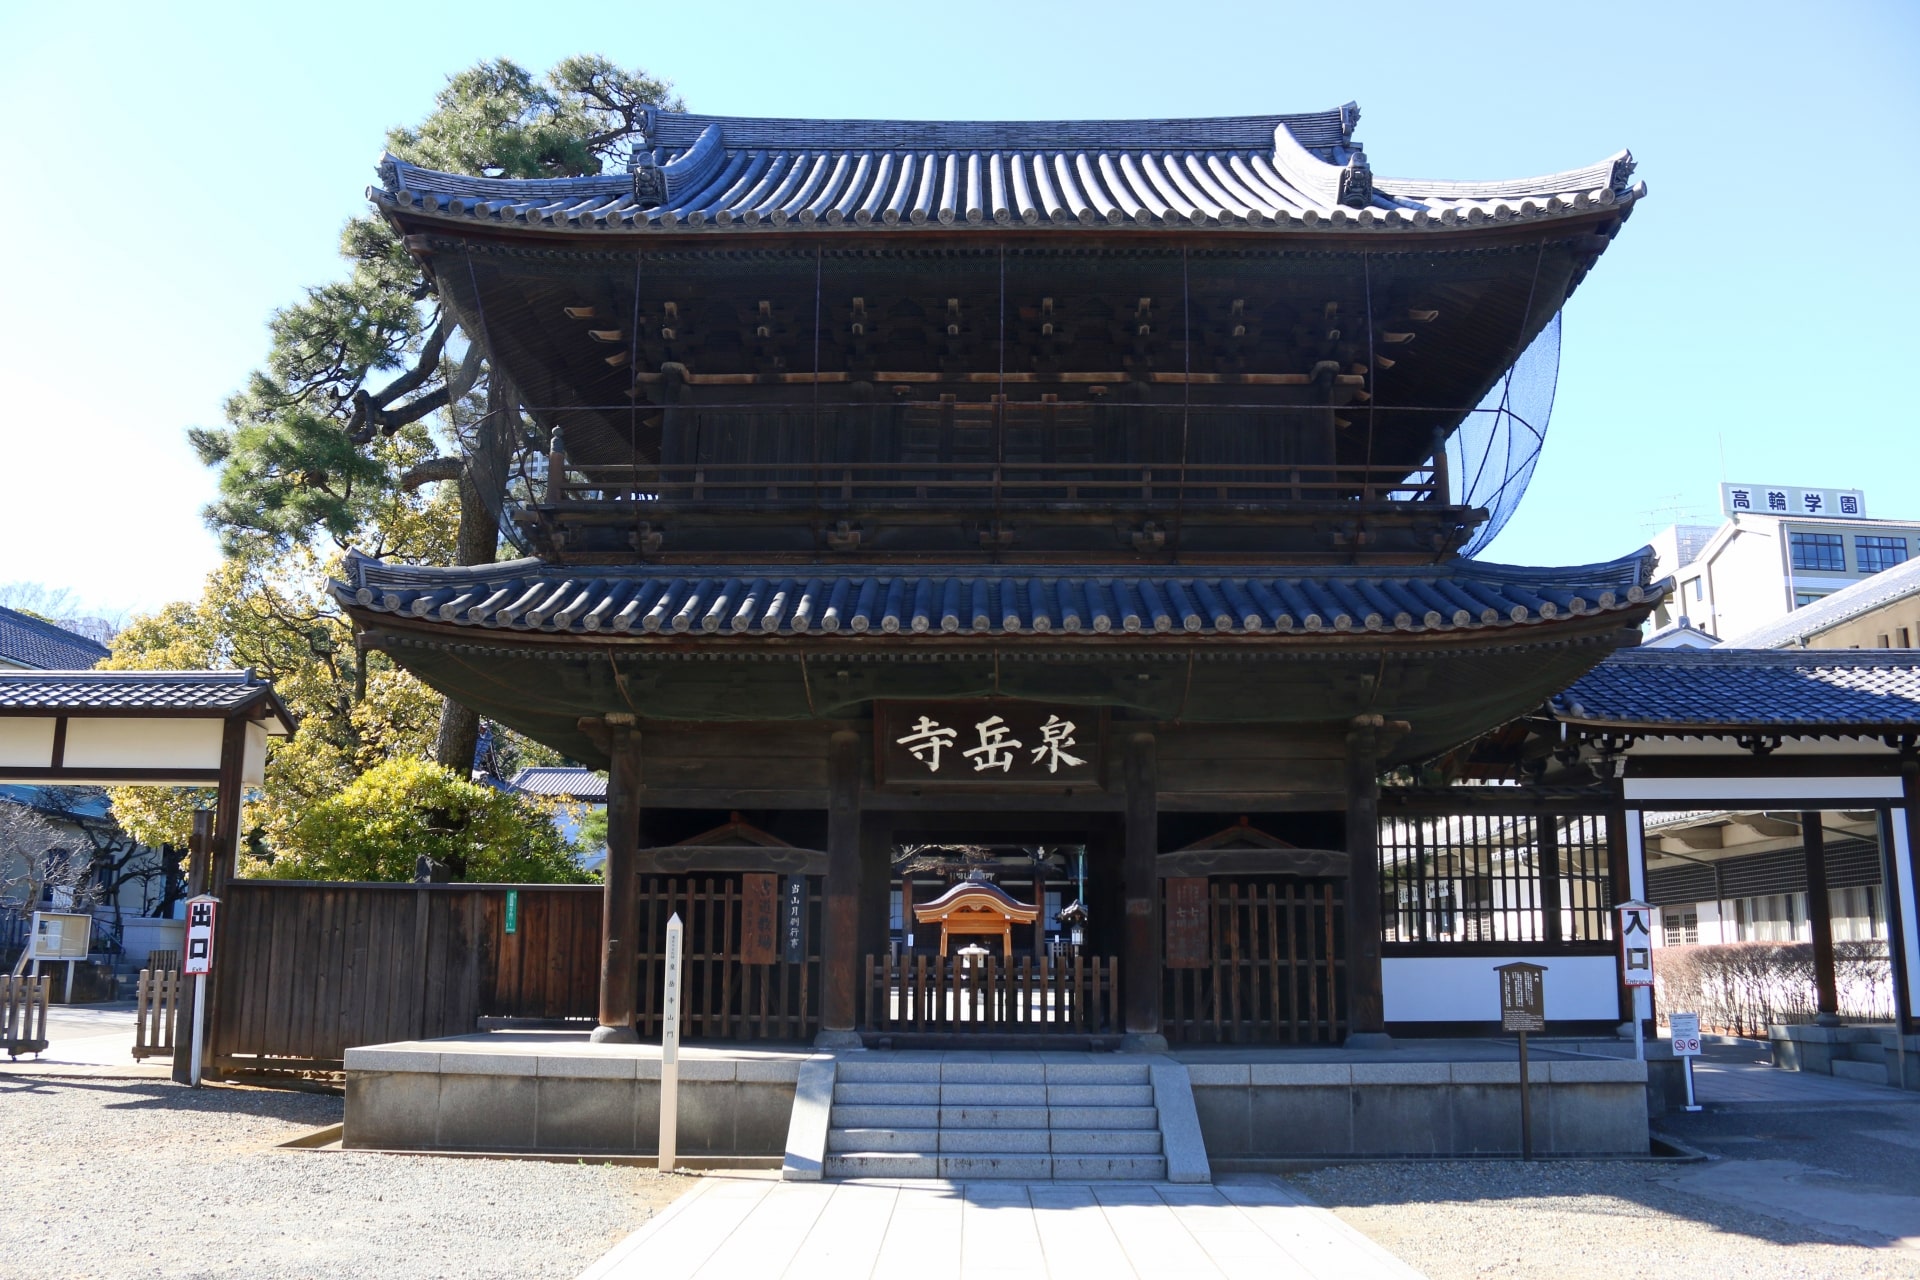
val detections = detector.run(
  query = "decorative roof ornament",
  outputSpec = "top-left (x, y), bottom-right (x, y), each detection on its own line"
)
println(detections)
top-left (1337, 151), bottom-right (1373, 209)
top-left (627, 122), bottom-right (664, 209)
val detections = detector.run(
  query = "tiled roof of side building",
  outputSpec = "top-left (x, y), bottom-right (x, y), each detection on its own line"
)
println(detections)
top-left (1551, 649), bottom-right (1920, 732)
top-left (0, 607), bottom-right (110, 671)
top-left (508, 766), bottom-right (607, 801)
top-left (373, 105), bottom-right (1642, 237)
top-left (1720, 554), bottom-right (1920, 650)
top-left (0, 669), bottom-right (295, 731)
top-left (333, 549), bottom-right (1662, 640)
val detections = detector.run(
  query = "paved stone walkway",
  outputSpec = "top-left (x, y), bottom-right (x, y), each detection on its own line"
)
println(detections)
top-left (579, 1173), bottom-right (1422, 1280)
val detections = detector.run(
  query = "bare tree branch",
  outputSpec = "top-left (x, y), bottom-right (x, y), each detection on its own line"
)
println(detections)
top-left (399, 456), bottom-right (465, 491)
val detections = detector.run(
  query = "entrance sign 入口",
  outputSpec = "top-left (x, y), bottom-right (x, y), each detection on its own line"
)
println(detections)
top-left (183, 895), bottom-right (219, 1087)
top-left (1670, 1010), bottom-right (1704, 1111)
top-left (877, 702), bottom-right (1103, 787)
top-left (1618, 904), bottom-right (1654, 987)
top-left (1494, 961), bottom-right (1547, 1160)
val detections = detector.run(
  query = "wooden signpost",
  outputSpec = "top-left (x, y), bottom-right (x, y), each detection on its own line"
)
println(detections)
top-left (1495, 961), bottom-right (1547, 1160)
top-left (658, 912), bottom-right (683, 1172)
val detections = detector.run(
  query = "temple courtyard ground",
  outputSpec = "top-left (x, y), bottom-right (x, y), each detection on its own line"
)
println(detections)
top-left (2, 1014), bottom-right (1916, 1279)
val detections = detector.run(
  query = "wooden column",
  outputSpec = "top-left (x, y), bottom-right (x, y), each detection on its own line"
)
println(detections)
top-left (593, 717), bottom-right (641, 1042)
top-left (819, 729), bottom-right (863, 1045)
top-left (1122, 731), bottom-right (1162, 1044)
top-left (1538, 816), bottom-right (1564, 945)
top-left (1607, 788), bottom-right (1637, 1029)
top-left (1344, 717), bottom-right (1388, 1040)
top-left (1803, 810), bottom-right (1841, 1025)
top-left (209, 716), bottom-right (248, 897)
top-left (1033, 855), bottom-right (1048, 962)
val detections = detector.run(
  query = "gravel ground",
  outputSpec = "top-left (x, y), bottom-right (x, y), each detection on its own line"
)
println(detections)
top-left (0, 1074), bottom-right (685, 1280)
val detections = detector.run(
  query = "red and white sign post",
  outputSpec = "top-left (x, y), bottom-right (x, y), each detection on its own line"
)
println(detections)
top-left (183, 895), bottom-right (219, 1087)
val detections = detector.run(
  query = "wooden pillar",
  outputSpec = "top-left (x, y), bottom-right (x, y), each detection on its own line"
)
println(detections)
top-left (1607, 789), bottom-right (1636, 1029)
top-left (1122, 731), bottom-right (1163, 1044)
top-left (593, 717), bottom-right (641, 1042)
top-left (1538, 815), bottom-right (1564, 945)
top-left (1033, 855), bottom-right (1048, 962)
top-left (209, 716), bottom-right (247, 897)
top-left (819, 729), bottom-right (863, 1045)
top-left (1344, 717), bottom-right (1387, 1040)
top-left (1803, 810), bottom-right (1841, 1025)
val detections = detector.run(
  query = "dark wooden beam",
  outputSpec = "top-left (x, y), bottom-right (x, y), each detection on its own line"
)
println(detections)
top-left (210, 717), bottom-right (247, 899)
top-left (1803, 811), bottom-right (1840, 1024)
top-left (1343, 716), bottom-right (1392, 1041)
top-left (1122, 730), bottom-right (1162, 1045)
top-left (593, 717), bottom-right (641, 1042)
top-left (819, 729), bottom-right (863, 1045)
top-left (1895, 759), bottom-right (1920, 1036)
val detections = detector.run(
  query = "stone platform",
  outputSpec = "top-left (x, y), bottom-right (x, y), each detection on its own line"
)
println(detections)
top-left (342, 1034), bottom-right (1651, 1169)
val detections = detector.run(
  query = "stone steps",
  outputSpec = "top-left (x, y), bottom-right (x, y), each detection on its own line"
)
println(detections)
top-left (823, 1058), bottom-right (1167, 1180)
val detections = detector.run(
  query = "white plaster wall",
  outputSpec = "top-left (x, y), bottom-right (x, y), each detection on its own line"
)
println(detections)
top-left (1383, 954), bottom-right (1620, 1023)
top-left (0, 718), bottom-right (57, 767)
top-left (63, 718), bottom-right (224, 772)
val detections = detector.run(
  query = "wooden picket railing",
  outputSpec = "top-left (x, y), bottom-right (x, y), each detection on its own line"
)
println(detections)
top-left (861, 952), bottom-right (1119, 1035)
top-left (636, 875), bottom-right (821, 1042)
top-left (2, 974), bottom-right (51, 1058)
top-left (1163, 878), bottom-right (1345, 1044)
top-left (133, 968), bottom-right (184, 1061)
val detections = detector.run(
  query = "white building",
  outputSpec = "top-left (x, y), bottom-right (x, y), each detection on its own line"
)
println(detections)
top-left (1645, 484), bottom-right (1919, 642)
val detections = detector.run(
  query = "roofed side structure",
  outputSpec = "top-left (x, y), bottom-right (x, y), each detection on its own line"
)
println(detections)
top-left (0, 607), bottom-right (110, 672)
top-left (1550, 649), bottom-right (1920, 738)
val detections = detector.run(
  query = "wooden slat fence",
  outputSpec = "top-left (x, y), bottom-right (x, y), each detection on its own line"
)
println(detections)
top-left (133, 968), bottom-right (183, 1060)
top-left (2, 973), bottom-right (51, 1058)
top-left (862, 953), bottom-right (1120, 1035)
top-left (636, 875), bottom-right (821, 1042)
top-left (208, 881), bottom-right (601, 1073)
top-left (1164, 878), bottom-right (1345, 1044)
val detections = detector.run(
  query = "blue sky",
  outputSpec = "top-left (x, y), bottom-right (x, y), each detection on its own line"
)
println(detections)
top-left (2, 0), bottom-right (1915, 615)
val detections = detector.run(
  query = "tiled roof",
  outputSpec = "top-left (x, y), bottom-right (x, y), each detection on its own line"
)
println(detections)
top-left (508, 766), bottom-right (607, 801)
top-left (1720, 555), bottom-right (1920, 650)
top-left (335, 550), bottom-right (1660, 641)
top-left (1551, 650), bottom-right (1920, 732)
top-left (0, 670), bottom-right (295, 730)
top-left (0, 607), bottom-right (109, 671)
top-left (374, 105), bottom-right (1642, 237)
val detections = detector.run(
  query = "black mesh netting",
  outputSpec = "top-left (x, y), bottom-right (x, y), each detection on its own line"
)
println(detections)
top-left (1447, 309), bottom-right (1561, 557)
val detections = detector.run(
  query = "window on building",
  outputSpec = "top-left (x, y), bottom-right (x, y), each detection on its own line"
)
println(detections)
top-left (1380, 813), bottom-right (1612, 944)
top-left (1856, 536), bottom-right (1910, 574)
top-left (1687, 577), bottom-right (1703, 601)
top-left (1900, 627), bottom-right (1913, 648)
top-left (1829, 885), bottom-right (1886, 942)
top-left (1732, 892), bottom-right (1806, 942)
top-left (1662, 908), bottom-right (1699, 947)
top-left (1790, 532), bottom-right (1845, 572)
top-left (1794, 592), bottom-right (1828, 609)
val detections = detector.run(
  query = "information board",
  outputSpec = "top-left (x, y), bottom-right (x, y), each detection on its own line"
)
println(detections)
top-left (741, 873), bottom-right (779, 966)
top-left (1669, 1011), bottom-right (1702, 1057)
top-left (1496, 961), bottom-right (1547, 1033)
top-left (28, 911), bottom-right (92, 961)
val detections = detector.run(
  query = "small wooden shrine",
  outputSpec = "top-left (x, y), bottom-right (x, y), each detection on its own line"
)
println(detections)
top-left (913, 876), bottom-right (1042, 956)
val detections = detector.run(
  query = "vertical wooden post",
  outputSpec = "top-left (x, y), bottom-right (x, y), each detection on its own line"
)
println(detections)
top-left (1607, 790), bottom-right (1636, 1029)
top-left (1802, 811), bottom-right (1841, 1025)
top-left (593, 716), bottom-right (641, 1042)
top-left (1890, 759), bottom-right (1920, 1037)
top-left (1344, 716), bottom-right (1387, 1041)
top-left (1122, 730), bottom-right (1163, 1046)
top-left (1033, 854), bottom-right (1048, 963)
top-left (819, 729), bottom-right (863, 1046)
top-left (1537, 815), bottom-right (1564, 945)
top-left (210, 716), bottom-right (248, 897)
